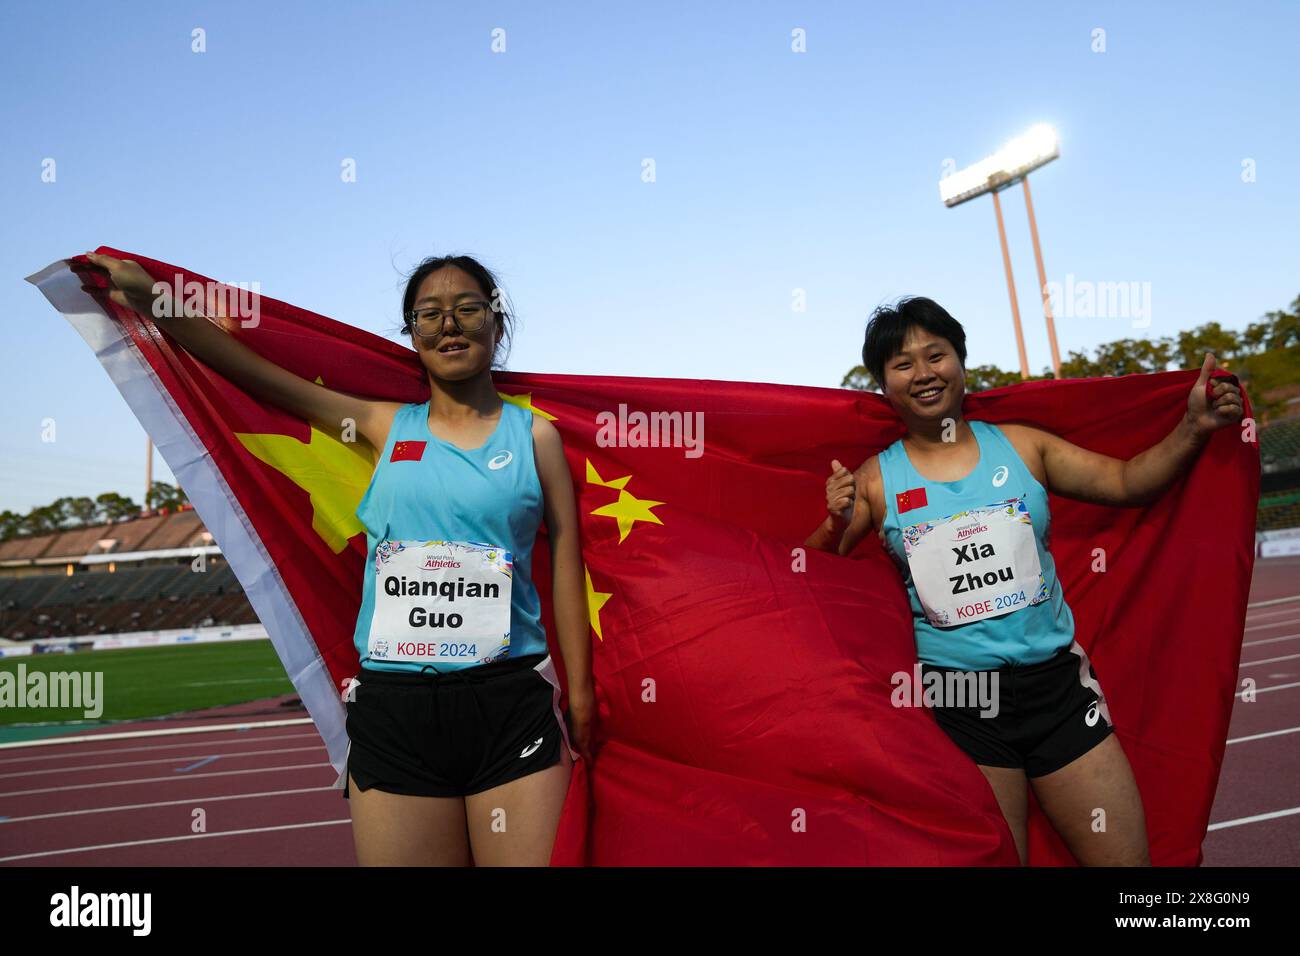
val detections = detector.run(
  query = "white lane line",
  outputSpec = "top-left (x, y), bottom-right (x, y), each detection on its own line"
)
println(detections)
top-left (1238, 681), bottom-right (1300, 699)
top-left (0, 786), bottom-right (336, 824)
top-left (0, 731), bottom-right (320, 766)
top-left (1242, 606), bottom-right (1300, 621)
top-left (1246, 619), bottom-right (1300, 632)
top-left (1227, 725), bottom-right (1300, 745)
top-left (1243, 633), bottom-right (1300, 648)
top-left (0, 818), bottom-right (352, 863)
top-left (0, 762), bottom-right (333, 797)
top-left (1239, 652), bottom-right (1300, 667)
top-left (1247, 594), bottom-right (1300, 609)
top-left (0, 718), bottom-right (313, 751)
top-left (1245, 605), bottom-right (1300, 620)
top-left (1, 745), bottom-right (325, 779)
top-left (1206, 806), bottom-right (1300, 832)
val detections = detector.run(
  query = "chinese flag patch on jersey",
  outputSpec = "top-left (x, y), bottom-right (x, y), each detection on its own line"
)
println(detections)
top-left (896, 487), bottom-right (928, 514)
top-left (390, 440), bottom-right (426, 462)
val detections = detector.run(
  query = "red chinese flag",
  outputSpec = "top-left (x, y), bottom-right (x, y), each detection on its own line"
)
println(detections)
top-left (31, 248), bottom-right (1258, 866)
top-left (897, 487), bottom-right (928, 514)
top-left (390, 439), bottom-right (426, 462)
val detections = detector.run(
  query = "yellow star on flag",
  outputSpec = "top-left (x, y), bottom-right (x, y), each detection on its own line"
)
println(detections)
top-left (500, 390), bottom-right (557, 421)
top-left (235, 424), bottom-right (374, 553)
top-left (586, 565), bottom-right (613, 641)
top-left (585, 460), bottom-right (631, 490)
top-left (234, 376), bottom-right (376, 553)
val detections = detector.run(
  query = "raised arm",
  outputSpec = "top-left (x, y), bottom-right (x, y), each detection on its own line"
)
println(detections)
top-left (83, 252), bottom-right (402, 449)
top-left (1029, 352), bottom-right (1244, 507)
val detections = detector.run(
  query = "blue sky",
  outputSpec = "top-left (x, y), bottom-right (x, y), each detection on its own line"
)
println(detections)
top-left (2, 1), bottom-right (1296, 513)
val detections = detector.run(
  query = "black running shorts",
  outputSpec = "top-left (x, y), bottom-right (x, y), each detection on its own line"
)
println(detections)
top-left (919, 640), bottom-right (1114, 778)
top-left (342, 652), bottom-right (571, 799)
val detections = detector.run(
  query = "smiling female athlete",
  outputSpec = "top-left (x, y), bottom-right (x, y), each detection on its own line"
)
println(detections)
top-left (85, 251), bottom-right (595, 866)
top-left (806, 297), bottom-right (1242, 866)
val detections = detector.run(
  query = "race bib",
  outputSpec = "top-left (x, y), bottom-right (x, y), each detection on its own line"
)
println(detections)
top-left (901, 498), bottom-right (1049, 628)
top-left (367, 539), bottom-right (512, 665)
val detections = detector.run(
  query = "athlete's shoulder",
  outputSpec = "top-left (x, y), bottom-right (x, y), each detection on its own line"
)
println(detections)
top-left (987, 419), bottom-right (1055, 435)
top-left (855, 453), bottom-right (882, 485)
top-left (528, 410), bottom-right (568, 471)
top-left (527, 408), bottom-right (561, 442)
top-left (375, 400), bottom-right (418, 432)
top-left (989, 420), bottom-right (1052, 450)
top-left (983, 421), bottom-right (1051, 486)
top-left (877, 432), bottom-right (906, 456)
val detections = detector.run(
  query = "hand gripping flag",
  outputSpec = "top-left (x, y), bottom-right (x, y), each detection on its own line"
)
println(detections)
top-left (27, 250), bottom-right (1258, 865)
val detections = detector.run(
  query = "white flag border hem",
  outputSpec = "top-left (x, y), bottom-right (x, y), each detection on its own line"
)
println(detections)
top-left (24, 258), bottom-right (349, 778)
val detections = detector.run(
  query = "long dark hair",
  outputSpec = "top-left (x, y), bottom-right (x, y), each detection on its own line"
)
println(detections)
top-left (400, 254), bottom-right (516, 369)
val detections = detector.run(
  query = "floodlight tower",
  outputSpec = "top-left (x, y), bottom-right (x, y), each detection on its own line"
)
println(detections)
top-left (939, 124), bottom-right (1063, 379)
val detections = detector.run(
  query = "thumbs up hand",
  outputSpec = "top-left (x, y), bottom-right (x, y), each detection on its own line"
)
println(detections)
top-left (1186, 352), bottom-right (1244, 436)
top-left (826, 459), bottom-right (857, 526)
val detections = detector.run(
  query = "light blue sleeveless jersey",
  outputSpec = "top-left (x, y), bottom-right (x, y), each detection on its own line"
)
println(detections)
top-left (878, 420), bottom-right (1074, 670)
top-left (351, 399), bottom-right (547, 672)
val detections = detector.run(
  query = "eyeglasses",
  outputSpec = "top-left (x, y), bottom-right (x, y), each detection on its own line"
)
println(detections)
top-left (405, 301), bottom-right (491, 338)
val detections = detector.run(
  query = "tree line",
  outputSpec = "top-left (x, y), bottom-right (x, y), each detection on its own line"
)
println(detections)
top-left (0, 481), bottom-right (190, 543)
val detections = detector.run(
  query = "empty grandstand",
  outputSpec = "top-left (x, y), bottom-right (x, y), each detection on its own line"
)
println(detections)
top-left (0, 507), bottom-right (256, 644)
top-left (1259, 413), bottom-right (1300, 534)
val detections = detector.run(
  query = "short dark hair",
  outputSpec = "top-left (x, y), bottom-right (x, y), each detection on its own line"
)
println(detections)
top-left (861, 297), bottom-right (967, 389)
top-left (400, 254), bottom-right (515, 369)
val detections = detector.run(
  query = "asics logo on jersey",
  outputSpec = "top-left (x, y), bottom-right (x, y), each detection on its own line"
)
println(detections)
top-left (1085, 700), bottom-right (1100, 727)
top-left (488, 451), bottom-right (513, 470)
top-left (520, 737), bottom-right (544, 758)
top-left (992, 465), bottom-right (1009, 488)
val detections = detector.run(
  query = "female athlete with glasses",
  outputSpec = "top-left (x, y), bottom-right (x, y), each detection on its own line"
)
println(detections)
top-left (806, 297), bottom-right (1242, 866)
top-left (84, 251), bottom-right (595, 866)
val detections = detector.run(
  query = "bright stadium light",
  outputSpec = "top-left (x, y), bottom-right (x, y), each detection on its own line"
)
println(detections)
top-left (940, 123), bottom-right (1064, 380)
top-left (939, 124), bottom-right (1059, 208)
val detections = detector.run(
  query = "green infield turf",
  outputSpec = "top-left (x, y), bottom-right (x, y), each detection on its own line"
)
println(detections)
top-left (0, 640), bottom-right (295, 742)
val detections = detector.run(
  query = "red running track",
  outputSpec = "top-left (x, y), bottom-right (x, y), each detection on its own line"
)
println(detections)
top-left (1, 556), bottom-right (1296, 866)
top-left (0, 697), bottom-right (351, 866)
top-left (1201, 554), bottom-right (1300, 866)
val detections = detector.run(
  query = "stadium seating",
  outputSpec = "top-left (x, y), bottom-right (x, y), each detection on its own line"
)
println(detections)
top-left (1261, 415), bottom-right (1300, 472)
top-left (1258, 491), bottom-right (1300, 532)
top-left (0, 509), bottom-right (258, 641)
top-left (1256, 414), bottom-right (1300, 533)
